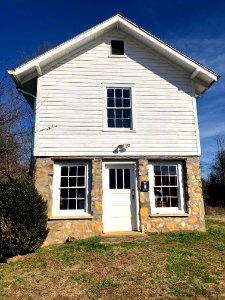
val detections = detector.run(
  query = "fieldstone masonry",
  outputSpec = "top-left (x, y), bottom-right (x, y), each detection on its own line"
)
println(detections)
top-left (34, 156), bottom-right (205, 246)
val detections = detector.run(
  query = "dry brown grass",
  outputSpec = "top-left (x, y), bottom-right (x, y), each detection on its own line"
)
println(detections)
top-left (1, 217), bottom-right (225, 300)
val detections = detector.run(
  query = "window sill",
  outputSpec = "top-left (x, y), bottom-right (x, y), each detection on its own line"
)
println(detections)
top-left (48, 215), bottom-right (93, 220)
top-left (102, 129), bottom-right (136, 133)
top-left (150, 213), bottom-right (189, 217)
top-left (108, 55), bottom-right (126, 58)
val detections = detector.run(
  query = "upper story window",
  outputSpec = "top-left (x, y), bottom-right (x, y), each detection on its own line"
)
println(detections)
top-left (107, 88), bottom-right (132, 129)
top-left (110, 40), bottom-right (124, 55)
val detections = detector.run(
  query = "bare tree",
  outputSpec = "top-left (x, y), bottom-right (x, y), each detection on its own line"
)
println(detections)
top-left (0, 75), bottom-right (32, 180)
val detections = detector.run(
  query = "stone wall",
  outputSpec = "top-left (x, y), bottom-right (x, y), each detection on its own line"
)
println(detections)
top-left (34, 158), bottom-right (103, 246)
top-left (139, 157), bottom-right (206, 232)
top-left (34, 156), bottom-right (205, 246)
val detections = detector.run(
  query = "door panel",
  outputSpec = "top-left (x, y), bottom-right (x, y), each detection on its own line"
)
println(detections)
top-left (104, 164), bottom-right (138, 232)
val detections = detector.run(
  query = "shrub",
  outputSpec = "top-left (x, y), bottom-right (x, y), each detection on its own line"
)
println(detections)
top-left (0, 178), bottom-right (48, 260)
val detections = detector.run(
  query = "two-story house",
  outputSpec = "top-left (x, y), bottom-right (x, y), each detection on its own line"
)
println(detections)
top-left (8, 15), bottom-right (219, 245)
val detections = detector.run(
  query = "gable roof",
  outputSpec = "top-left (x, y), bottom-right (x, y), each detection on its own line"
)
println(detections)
top-left (8, 14), bottom-right (220, 97)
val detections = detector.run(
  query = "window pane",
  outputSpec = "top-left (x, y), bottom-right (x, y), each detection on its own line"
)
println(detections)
top-left (170, 187), bottom-right (178, 197)
top-left (69, 189), bottom-right (76, 198)
top-left (123, 119), bottom-right (130, 128)
top-left (116, 119), bottom-right (122, 128)
top-left (154, 166), bottom-right (161, 176)
top-left (161, 166), bottom-right (169, 175)
top-left (117, 169), bottom-right (123, 189)
top-left (78, 166), bottom-right (85, 176)
top-left (169, 166), bottom-right (177, 175)
top-left (69, 166), bottom-right (77, 176)
top-left (123, 89), bottom-right (130, 98)
top-left (155, 176), bottom-right (161, 186)
top-left (60, 199), bottom-right (68, 210)
top-left (61, 189), bottom-right (68, 199)
top-left (77, 200), bottom-right (85, 210)
top-left (154, 187), bottom-right (162, 197)
top-left (109, 169), bottom-right (116, 189)
top-left (107, 98), bottom-right (114, 107)
top-left (116, 109), bottom-right (122, 118)
top-left (69, 177), bottom-right (76, 187)
top-left (162, 176), bottom-right (169, 186)
top-left (171, 197), bottom-right (178, 207)
top-left (78, 177), bottom-right (85, 186)
top-left (170, 176), bottom-right (178, 186)
top-left (155, 197), bottom-right (163, 207)
top-left (116, 98), bottom-right (122, 107)
top-left (69, 200), bottom-right (76, 210)
top-left (162, 187), bottom-right (170, 197)
top-left (124, 169), bottom-right (130, 189)
top-left (108, 109), bottom-right (114, 118)
top-left (61, 177), bottom-right (68, 187)
top-left (163, 197), bottom-right (170, 207)
top-left (107, 89), bottom-right (114, 98)
top-left (123, 109), bottom-right (130, 118)
top-left (108, 119), bottom-right (115, 128)
top-left (77, 188), bottom-right (85, 198)
top-left (123, 99), bottom-right (130, 107)
top-left (61, 166), bottom-right (68, 176)
top-left (115, 89), bottom-right (122, 98)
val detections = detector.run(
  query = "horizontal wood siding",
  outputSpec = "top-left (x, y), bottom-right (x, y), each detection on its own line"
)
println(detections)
top-left (35, 30), bottom-right (199, 157)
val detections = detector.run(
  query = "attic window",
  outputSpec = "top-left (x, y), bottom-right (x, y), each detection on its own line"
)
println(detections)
top-left (111, 40), bottom-right (124, 55)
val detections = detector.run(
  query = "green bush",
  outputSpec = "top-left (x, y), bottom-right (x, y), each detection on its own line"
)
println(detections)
top-left (0, 178), bottom-right (48, 260)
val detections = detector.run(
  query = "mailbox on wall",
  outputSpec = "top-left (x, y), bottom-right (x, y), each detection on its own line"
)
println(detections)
top-left (141, 181), bottom-right (149, 192)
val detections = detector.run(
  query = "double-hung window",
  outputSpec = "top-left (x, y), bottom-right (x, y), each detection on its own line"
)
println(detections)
top-left (106, 88), bottom-right (132, 129)
top-left (149, 162), bottom-right (185, 214)
top-left (52, 162), bottom-right (90, 217)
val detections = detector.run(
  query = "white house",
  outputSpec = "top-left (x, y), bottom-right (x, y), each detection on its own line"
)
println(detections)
top-left (8, 15), bottom-right (219, 245)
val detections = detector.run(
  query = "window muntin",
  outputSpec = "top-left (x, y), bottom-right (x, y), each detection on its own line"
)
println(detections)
top-left (60, 165), bottom-right (86, 211)
top-left (107, 88), bottom-right (131, 129)
top-left (109, 168), bottom-right (130, 189)
top-left (111, 40), bottom-right (124, 55)
top-left (149, 162), bottom-right (185, 214)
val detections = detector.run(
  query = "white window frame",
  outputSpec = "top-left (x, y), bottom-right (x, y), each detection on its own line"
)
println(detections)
top-left (52, 161), bottom-right (91, 217)
top-left (149, 161), bottom-right (186, 214)
top-left (102, 84), bottom-right (136, 132)
top-left (108, 39), bottom-right (126, 57)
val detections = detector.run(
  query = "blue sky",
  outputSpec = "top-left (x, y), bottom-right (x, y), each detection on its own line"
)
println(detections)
top-left (1, 0), bottom-right (225, 176)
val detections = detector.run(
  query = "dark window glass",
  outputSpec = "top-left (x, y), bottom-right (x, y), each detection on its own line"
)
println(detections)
top-left (154, 166), bottom-right (161, 176)
top-left (69, 189), bottom-right (76, 198)
top-left (123, 109), bottom-right (130, 118)
top-left (161, 166), bottom-right (169, 175)
top-left (61, 166), bottom-right (68, 176)
top-left (78, 166), bottom-right (85, 176)
top-left (170, 176), bottom-right (177, 186)
top-left (115, 89), bottom-right (122, 97)
top-left (162, 176), bottom-right (169, 186)
top-left (78, 177), bottom-right (85, 187)
top-left (116, 109), bottom-right (122, 118)
top-left (61, 189), bottom-right (68, 199)
top-left (77, 200), bottom-right (85, 209)
top-left (169, 166), bottom-right (177, 175)
top-left (108, 109), bottom-right (114, 118)
top-left (116, 119), bottom-right (123, 128)
top-left (69, 177), bottom-right (76, 187)
top-left (60, 199), bottom-right (68, 210)
top-left (123, 99), bottom-right (130, 107)
top-left (171, 197), bottom-right (178, 207)
top-left (77, 188), bottom-right (85, 199)
top-left (69, 166), bottom-right (77, 176)
top-left (170, 187), bottom-right (178, 197)
top-left (107, 98), bottom-right (114, 107)
top-left (69, 200), bottom-right (76, 210)
top-left (123, 89), bottom-right (130, 98)
top-left (107, 89), bottom-right (114, 97)
top-left (111, 40), bottom-right (124, 55)
top-left (61, 177), bottom-right (68, 187)
top-left (123, 119), bottom-right (130, 128)
top-left (155, 176), bottom-right (161, 186)
top-left (163, 197), bottom-right (170, 207)
top-left (109, 169), bottom-right (116, 189)
top-left (108, 119), bottom-right (115, 128)
top-left (124, 169), bottom-right (130, 189)
top-left (116, 98), bottom-right (122, 107)
top-left (117, 169), bottom-right (123, 189)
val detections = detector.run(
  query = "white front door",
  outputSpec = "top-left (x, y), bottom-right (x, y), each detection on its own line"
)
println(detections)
top-left (103, 163), bottom-right (138, 232)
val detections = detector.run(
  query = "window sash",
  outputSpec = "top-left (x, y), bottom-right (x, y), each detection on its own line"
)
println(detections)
top-left (149, 162), bottom-right (185, 214)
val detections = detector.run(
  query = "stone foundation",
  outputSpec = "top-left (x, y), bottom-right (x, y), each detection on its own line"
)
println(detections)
top-left (34, 156), bottom-right (205, 246)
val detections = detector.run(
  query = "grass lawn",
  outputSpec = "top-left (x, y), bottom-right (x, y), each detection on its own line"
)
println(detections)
top-left (1, 218), bottom-right (225, 300)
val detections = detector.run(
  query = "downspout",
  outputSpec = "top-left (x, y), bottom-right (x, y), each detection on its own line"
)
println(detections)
top-left (17, 88), bottom-right (36, 155)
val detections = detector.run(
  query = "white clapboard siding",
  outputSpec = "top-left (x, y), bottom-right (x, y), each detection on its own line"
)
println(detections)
top-left (34, 29), bottom-right (199, 157)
